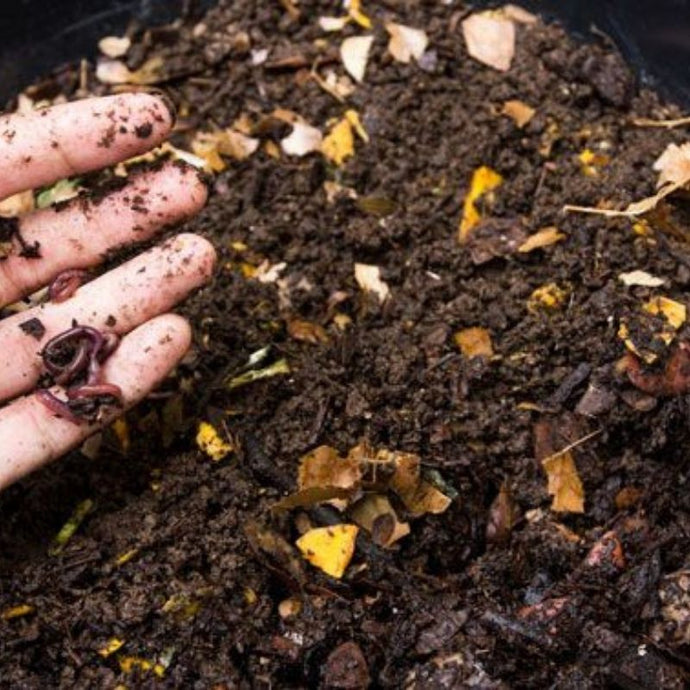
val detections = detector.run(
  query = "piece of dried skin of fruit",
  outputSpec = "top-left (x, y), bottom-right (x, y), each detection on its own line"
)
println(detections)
top-left (458, 166), bottom-right (503, 242)
top-left (502, 100), bottom-right (535, 128)
top-left (295, 524), bottom-right (359, 579)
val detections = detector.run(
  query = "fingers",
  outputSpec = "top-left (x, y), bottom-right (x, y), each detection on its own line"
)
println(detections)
top-left (0, 314), bottom-right (192, 491)
top-left (0, 162), bottom-right (208, 306)
top-left (0, 93), bottom-right (174, 200)
top-left (0, 233), bottom-right (216, 401)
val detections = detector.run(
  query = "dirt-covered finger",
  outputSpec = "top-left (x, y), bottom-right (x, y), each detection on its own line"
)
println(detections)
top-left (0, 162), bottom-right (208, 306)
top-left (0, 233), bottom-right (216, 401)
top-left (0, 314), bottom-right (191, 491)
top-left (0, 92), bottom-right (174, 200)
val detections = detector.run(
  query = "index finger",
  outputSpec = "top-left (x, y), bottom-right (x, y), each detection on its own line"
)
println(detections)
top-left (0, 92), bottom-right (175, 200)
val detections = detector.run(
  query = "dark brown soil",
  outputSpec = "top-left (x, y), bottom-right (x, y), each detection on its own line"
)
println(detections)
top-left (3, 2), bottom-right (690, 688)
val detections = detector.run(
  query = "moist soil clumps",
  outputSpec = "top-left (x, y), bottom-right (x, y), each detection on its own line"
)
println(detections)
top-left (3, 2), bottom-right (690, 688)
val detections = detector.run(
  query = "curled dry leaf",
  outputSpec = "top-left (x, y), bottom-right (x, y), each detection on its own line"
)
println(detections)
top-left (287, 319), bottom-right (330, 345)
top-left (462, 11), bottom-right (516, 72)
top-left (350, 494), bottom-right (410, 548)
top-left (385, 22), bottom-right (429, 64)
top-left (280, 122), bottom-right (323, 156)
top-left (542, 451), bottom-right (585, 513)
top-left (98, 36), bottom-right (131, 59)
top-left (502, 99), bottom-right (535, 128)
top-left (192, 130), bottom-right (260, 171)
top-left (518, 226), bottom-right (565, 253)
top-left (454, 327), bottom-right (493, 359)
top-left (340, 35), bottom-right (374, 82)
top-left (295, 524), bottom-right (358, 579)
top-left (299, 445), bottom-right (362, 492)
top-left (459, 166), bottom-right (503, 242)
top-left (354, 263), bottom-right (390, 303)
top-left (653, 142), bottom-right (690, 187)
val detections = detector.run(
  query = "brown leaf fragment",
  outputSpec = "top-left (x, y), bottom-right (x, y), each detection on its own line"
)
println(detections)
top-left (243, 520), bottom-right (307, 586)
top-left (518, 226), bottom-right (565, 253)
top-left (486, 484), bottom-right (520, 544)
top-left (349, 494), bottom-right (410, 547)
top-left (622, 343), bottom-right (690, 396)
top-left (542, 451), bottom-right (585, 513)
top-left (355, 196), bottom-right (397, 217)
top-left (273, 486), bottom-right (356, 512)
top-left (298, 445), bottom-right (362, 492)
top-left (323, 642), bottom-right (370, 690)
top-left (454, 327), bottom-right (493, 359)
top-left (502, 99), bottom-right (536, 128)
top-left (288, 319), bottom-right (330, 345)
top-left (465, 218), bottom-right (527, 264)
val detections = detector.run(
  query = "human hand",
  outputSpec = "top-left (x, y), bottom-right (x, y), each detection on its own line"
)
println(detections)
top-left (0, 93), bottom-right (216, 490)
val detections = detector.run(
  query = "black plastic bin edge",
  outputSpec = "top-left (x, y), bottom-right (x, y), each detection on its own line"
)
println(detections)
top-left (0, 0), bottom-right (689, 107)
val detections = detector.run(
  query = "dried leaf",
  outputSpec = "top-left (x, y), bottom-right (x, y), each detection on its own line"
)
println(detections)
top-left (385, 22), bottom-right (429, 64)
top-left (542, 451), bottom-right (585, 513)
top-left (354, 263), bottom-right (390, 302)
top-left (458, 166), bottom-right (503, 242)
top-left (644, 296), bottom-right (686, 329)
top-left (527, 283), bottom-right (569, 313)
top-left (454, 327), bottom-right (494, 359)
top-left (518, 226), bottom-right (565, 253)
top-left (564, 180), bottom-right (685, 218)
top-left (1, 604), bottom-right (34, 620)
top-left (296, 524), bottom-right (359, 578)
top-left (502, 99), bottom-right (535, 128)
top-left (653, 142), bottom-right (690, 187)
top-left (340, 35), bottom-right (374, 82)
top-left (619, 270), bottom-right (665, 287)
top-left (192, 129), bottom-right (259, 171)
top-left (98, 637), bottom-right (125, 658)
top-left (355, 196), bottom-right (397, 216)
top-left (486, 484), bottom-right (520, 544)
top-left (299, 446), bottom-right (362, 492)
top-left (288, 319), bottom-right (330, 344)
top-left (386, 451), bottom-right (453, 516)
top-left (321, 117), bottom-right (355, 165)
top-left (98, 36), bottom-right (131, 58)
top-left (349, 494), bottom-right (410, 547)
top-left (631, 116), bottom-right (690, 129)
top-left (196, 421), bottom-right (233, 461)
top-left (462, 11), bottom-right (516, 72)
top-left (273, 486), bottom-right (356, 511)
top-left (280, 121), bottom-right (323, 156)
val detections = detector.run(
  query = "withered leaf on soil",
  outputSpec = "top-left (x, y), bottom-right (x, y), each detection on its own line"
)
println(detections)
top-left (454, 327), bottom-right (494, 359)
top-left (486, 483), bottom-right (520, 544)
top-left (298, 445), bottom-right (362, 493)
top-left (340, 35), bottom-right (374, 82)
top-left (461, 11), bottom-right (516, 72)
top-left (653, 142), bottom-right (690, 187)
top-left (385, 23), bottom-right (429, 64)
top-left (542, 450), bottom-right (585, 513)
top-left (273, 486), bottom-right (357, 511)
top-left (518, 226), bottom-right (565, 253)
top-left (354, 263), bottom-right (390, 303)
top-left (244, 520), bottom-right (307, 585)
top-left (502, 99), bottom-right (536, 128)
top-left (287, 319), bottom-right (330, 345)
top-left (349, 494), bottom-right (410, 548)
top-left (295, 524), bottom-right (358, 579)
top-left (355, 196), bottom-right (397, 217)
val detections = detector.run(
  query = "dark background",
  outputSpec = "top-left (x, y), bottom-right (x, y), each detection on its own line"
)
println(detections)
top-left (0, 0), bottom-right (689, 106)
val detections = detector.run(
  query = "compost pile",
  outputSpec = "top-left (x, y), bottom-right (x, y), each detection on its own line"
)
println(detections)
top-left (4, 1), bottom-right (690, 687)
